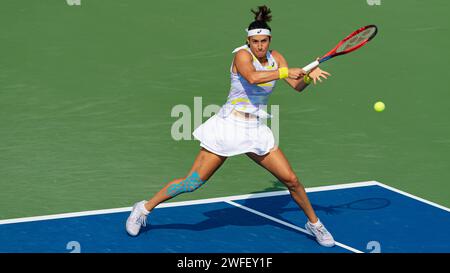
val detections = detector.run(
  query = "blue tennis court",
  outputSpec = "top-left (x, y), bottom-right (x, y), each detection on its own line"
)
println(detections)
top-left (0, 181), bottom-right (449, 253)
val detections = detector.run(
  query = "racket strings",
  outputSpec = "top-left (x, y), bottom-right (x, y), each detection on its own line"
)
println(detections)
top-left (336, 27), bottom-right (376, 53)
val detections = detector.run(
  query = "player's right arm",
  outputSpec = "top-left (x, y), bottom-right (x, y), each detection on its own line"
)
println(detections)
top-left (234, 50), bottom-right (305, 85)
top-left (272, 50), bottom-right (331, 92)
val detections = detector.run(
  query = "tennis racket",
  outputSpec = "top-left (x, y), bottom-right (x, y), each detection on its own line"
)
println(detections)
top-left (302, 24), bottom-right (378, 73)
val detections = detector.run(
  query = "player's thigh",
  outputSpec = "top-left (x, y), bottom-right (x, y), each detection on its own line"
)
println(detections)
top-left (187, 148), bottom-right (227, 182)
top-left (246, 147), bottom-right (297, 183)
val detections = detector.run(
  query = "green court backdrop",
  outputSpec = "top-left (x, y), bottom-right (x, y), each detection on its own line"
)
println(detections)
top-left (1, 0), bottom-right (449, 219)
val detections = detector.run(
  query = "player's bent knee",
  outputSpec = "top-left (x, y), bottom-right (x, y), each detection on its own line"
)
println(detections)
top-left (166, 172), bottom-right (206, 198)
top-left (284, 174), bottom-right (301, 191)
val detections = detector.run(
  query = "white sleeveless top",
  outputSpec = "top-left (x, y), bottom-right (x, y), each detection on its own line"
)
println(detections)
top-left (218, 45), bottom-right (279, 119)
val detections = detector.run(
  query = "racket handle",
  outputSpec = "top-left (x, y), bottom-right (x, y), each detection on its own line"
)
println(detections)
top-left (302, 60), bottom-right (320, 73)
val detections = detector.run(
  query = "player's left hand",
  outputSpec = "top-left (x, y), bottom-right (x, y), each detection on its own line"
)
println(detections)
top-left (309, 66), bottom-right (331, 85)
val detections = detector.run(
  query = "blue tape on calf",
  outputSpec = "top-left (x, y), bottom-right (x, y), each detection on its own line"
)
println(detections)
top-left (166, 172), bottom-right (205, 197)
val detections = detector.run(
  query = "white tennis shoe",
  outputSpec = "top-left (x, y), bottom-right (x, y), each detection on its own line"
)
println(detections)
top-left (305, 219), bottom-right (335, 247)
top-left (126, 201), bottom-right (150, 236)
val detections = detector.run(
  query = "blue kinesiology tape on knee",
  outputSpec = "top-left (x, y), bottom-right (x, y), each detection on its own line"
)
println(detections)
top-left (166, 172), bottom-right (205, 197)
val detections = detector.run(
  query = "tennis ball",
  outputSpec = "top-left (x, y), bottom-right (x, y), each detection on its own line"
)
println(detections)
top-left (374, 101), bottom-right (385, 112)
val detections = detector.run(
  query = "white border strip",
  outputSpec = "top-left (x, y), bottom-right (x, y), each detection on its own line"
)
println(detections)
top-left (226, 200), bottom-right (363, 253)
top-left (0, 207), bottom-right (132, 225)
top-left (2, 180), bottom-right (449, 225)
top-left (0, 181), bottom-right (378, 225)
top-left (373, 181), bottom-right (450, 212)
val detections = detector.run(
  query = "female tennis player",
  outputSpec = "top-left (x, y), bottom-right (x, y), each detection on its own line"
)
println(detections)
top-left (126, 5), bottom-right (335, 247)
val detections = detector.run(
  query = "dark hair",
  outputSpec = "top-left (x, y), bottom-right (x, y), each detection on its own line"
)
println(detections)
top-left (248, 5), bottom-right (272, 31)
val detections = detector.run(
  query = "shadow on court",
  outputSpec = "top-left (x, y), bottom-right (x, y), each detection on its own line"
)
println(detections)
top-left (140, 184), bottom-right (390, 245)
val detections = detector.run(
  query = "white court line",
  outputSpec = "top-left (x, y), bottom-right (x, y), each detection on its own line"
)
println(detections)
top-left (226, 200), bottom-right (363, 253)
top-left (373, 181), bottom-right (450, 212)
top-left (0, 181), bottom-right (378, 225)
top-left (1, 180), bottom-right (448, 225)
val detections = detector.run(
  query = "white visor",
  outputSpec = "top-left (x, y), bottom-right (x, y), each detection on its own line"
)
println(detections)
top-left (246, 28), bottom-right (271, 37)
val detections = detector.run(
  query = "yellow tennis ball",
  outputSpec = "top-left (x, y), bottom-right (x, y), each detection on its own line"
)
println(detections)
top-left (374, 101), bottom-right (385, 112)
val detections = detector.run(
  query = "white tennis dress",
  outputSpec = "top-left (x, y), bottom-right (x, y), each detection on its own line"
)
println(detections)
top-left (193, 45), bottom-right (278, 157)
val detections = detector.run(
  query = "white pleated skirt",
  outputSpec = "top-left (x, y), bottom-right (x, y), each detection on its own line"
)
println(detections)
top-left (192, 111), bottom-right (275, 157)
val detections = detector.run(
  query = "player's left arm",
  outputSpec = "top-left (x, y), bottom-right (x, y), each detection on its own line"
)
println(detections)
top-left (272, 50), bottom-right (331, 92)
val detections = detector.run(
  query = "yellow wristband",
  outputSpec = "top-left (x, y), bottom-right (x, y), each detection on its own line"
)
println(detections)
top-left (303, 74), bottom-right (312, 84)
top-left (278, 67), bottom-right (289, 79)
